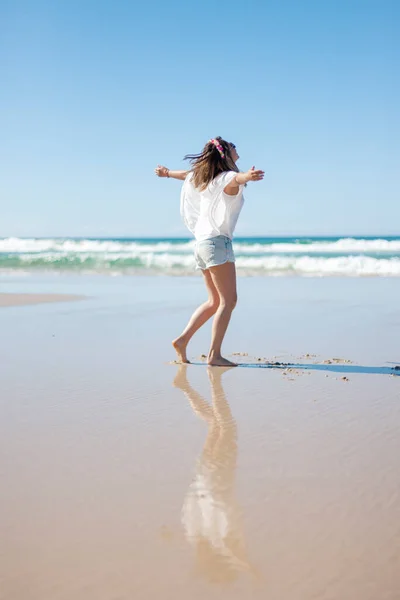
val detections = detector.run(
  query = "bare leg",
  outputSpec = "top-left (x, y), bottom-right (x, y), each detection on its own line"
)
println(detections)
top-left (172, 270), bottom-right (219, 363)
top-left (208, 262), bottom-right (238, 367)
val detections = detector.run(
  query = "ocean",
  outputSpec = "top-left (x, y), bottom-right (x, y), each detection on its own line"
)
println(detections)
top-left (1, 236), bottom-right (400, 277)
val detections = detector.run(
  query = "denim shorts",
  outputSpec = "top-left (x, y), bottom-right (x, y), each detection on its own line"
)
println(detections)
top-left (194, 235), bottom-right (235, 270)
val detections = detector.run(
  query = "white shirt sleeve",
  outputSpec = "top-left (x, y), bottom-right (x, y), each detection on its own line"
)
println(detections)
top-left (211, 171), bottom-right (241, 194)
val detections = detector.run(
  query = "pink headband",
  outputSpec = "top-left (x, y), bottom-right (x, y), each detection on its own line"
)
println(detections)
top-left (209, 139), bottom-right (225, 159)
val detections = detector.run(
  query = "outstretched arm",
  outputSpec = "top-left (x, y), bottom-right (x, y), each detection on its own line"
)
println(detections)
top-left (224, 166), bottom-right (265, 196)
top-left (155, 165), bottom-right (188, 181)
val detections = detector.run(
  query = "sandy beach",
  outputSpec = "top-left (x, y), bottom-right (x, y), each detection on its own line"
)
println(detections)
top-left (0, 293), bottom-right (84, 308)
top-left (1, 274), bottom-right (399, 599)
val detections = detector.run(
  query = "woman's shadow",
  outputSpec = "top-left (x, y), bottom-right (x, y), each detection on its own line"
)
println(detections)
top-left (173, 364), bottom-right (258, 584)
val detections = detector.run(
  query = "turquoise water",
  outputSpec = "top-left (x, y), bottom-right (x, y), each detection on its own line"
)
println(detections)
top-left (1, 236), bottom-right (400, 277)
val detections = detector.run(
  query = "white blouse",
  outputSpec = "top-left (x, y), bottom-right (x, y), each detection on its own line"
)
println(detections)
top-left (180, 171), bottom-right (245, 241)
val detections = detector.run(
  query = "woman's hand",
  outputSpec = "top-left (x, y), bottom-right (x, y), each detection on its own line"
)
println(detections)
top-left (154, 167), bottom-right (189, 180)
top-left (245, 166), bottom-right (265, 182)
top-left (155, 165), bottom-right (170, 178)
top-left (234, 166), bottom-right (265, 186)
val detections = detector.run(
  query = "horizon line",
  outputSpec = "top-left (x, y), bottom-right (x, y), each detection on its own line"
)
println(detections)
top-left (1, 233), bottom-right (400, 240)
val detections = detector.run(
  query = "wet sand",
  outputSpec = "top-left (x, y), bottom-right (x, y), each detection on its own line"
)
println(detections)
top-left (1, 275), bottom-right (399, 599)
top-left (0, 293), bottom-right (84, 307)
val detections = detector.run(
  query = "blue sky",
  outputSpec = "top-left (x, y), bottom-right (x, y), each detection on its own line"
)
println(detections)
top-left (1, 0), bottom-right (399, 237)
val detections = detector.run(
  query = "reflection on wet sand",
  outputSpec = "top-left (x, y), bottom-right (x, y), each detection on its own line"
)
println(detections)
top-left (173, 365), bottom-right (257, 584)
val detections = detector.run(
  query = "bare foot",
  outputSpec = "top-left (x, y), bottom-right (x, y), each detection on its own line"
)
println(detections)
top-left (172, 337), bottom-right (190, 364)
top-left (207, 354), bottom-right (237, 367)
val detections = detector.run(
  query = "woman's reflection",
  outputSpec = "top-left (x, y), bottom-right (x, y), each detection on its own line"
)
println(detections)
top-left (173, 364), bottom-right (256, 583)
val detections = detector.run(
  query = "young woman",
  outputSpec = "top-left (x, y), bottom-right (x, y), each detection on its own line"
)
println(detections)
top-left (155, 137), bottom-right (264, 367)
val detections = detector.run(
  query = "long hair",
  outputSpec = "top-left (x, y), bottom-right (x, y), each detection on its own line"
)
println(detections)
top-left (184, 137), bottom-right (238, 191)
